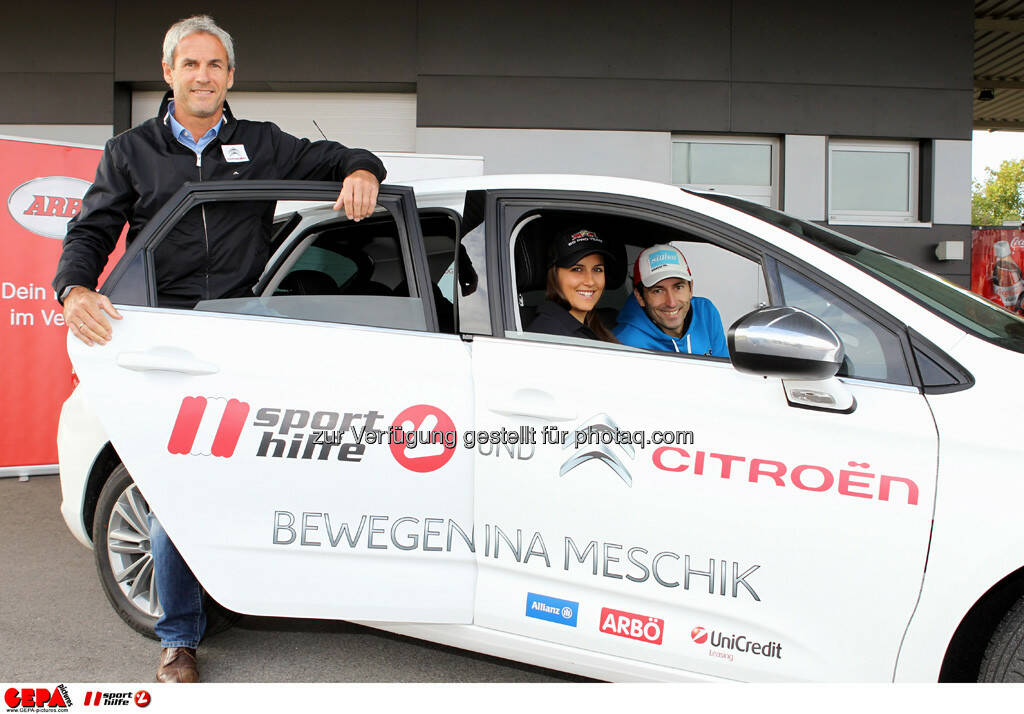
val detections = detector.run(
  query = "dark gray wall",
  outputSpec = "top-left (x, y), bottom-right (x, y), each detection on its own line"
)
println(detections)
top-left (0, 2), bottom-right (115, 124)
top-left (1, 0), bottom-right (973, 139)
top-left (416, 0), bottom-right (974, 139)
top-left (830, 224), bottom-right (972, 288)
top-left (112, 2), bottom-right (417, 87)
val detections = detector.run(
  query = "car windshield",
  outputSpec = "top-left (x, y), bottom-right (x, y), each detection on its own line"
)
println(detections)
top-left (696, 191), bottom-right (1024, 353)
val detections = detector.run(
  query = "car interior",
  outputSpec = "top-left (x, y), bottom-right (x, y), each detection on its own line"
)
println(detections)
top-left (259, 205), bottom-right (769, 342)
top-left (509, 209), bottom-right (770, 337)
top-left (261, 208), bottom-right (459, 333)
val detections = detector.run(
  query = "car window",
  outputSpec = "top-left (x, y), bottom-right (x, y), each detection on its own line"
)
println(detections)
top-left (698, 191), bottom-right (1024, 353)
top-left (777, 263), bottom-right (910, 384)
top-left (503, 206), bottom-right (766, 357)
top-left (279, 246), bottom-right (360, 291)
top-left (151, 200), bottom-right (430, 332)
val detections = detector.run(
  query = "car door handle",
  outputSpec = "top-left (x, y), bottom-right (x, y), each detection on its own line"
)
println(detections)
top-left (488, 389), bottom-right (577, 422)
top-left (117, 350), bottom-right (220, 375)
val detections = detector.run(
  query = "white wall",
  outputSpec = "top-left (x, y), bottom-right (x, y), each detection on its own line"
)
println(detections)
top-left (0, 125), bottom-right (110, 147)
top-left (416, 127), bottom-right (671, 181)
top-left (783, 134), bottom-right (827, 221)
top-left (933, 139), bottom-right (971, 225)
top-left (132, 92), bottom-right (417, 152)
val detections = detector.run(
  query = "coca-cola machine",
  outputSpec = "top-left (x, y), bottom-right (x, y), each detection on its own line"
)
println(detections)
top-left (972, 228), bottom-right (1024, 313)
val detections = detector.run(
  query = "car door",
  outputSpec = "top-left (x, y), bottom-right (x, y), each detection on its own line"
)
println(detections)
top-left (68, 182), bottom-right (475, 622)
top-left (464, 191), bottom-right (937, 681)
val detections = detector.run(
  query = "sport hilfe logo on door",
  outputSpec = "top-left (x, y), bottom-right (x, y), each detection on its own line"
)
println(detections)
top-left (388, 404), bottom-right (457, 473)
top-left (599, 607), bottom-right (664, 645)
top-left (167, 396), bottom-right (251, 457)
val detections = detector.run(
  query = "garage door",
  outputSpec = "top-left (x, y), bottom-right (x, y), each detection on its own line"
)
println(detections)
top-left (131, 91), bottom-right (416, 152)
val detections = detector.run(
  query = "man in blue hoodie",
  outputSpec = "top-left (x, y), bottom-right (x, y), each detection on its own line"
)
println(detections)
top-left (614, 243), bottom-right (729, 357)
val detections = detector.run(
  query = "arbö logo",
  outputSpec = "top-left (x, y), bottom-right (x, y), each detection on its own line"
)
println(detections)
top-left (599, 607), bottom-right (664, 645)
top-left (389, 404), bottom-right (457, 473)
top-left (691, 626), bottom-right (709, 644)
top-left (7, 176), bottom-right (90, 239)
top-left (167, 396), bottom-right (251, 457)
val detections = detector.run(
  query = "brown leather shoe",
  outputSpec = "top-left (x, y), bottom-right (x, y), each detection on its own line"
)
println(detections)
top-left (156, 647), bottom-right (199, 683)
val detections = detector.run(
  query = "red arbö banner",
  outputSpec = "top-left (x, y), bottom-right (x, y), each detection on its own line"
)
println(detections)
top-left (972, 227), bottom-right (1024, 314)
top-left (1, 136), bottom-right (122, 473)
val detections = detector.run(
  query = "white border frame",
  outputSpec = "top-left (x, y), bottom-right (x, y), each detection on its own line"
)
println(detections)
top-left (670, 134), bottom-right (781, 208)
top-left (828, 139), bottom-right (920, 225)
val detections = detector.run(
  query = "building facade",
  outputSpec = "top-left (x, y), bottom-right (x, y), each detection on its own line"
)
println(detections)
top-left (1, 0), bottom-right (974, 283)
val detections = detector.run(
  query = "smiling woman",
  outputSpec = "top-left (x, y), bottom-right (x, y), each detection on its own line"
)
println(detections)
top-left (526, 226), bottom-right (620, 342)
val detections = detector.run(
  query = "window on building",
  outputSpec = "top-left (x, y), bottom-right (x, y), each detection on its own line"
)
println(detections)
top-left (828, 140), bottom-right (919, 225)
top-left (671, 135), bottom-right (780, 208)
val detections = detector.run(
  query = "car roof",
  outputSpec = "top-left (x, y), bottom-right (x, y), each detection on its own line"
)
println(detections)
top-left (402, 173), bottom-right (701, 207)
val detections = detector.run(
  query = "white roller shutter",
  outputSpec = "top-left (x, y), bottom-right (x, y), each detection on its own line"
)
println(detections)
top-left (131, 91), bottom-right (416, 152)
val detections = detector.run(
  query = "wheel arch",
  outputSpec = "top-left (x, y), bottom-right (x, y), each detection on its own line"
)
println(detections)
top-left (939, 563), bottom-right (1024, 681)
top-left (82, 442), bottom-right (122, 545)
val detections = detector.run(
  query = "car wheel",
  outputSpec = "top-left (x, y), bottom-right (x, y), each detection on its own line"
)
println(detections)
top-left (979, 595), bottom-right (1024, 681)
top-left (92, 464), bottom-right (240, 640)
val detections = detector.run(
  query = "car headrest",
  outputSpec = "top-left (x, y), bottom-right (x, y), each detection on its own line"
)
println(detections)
top-left (278, 269), bottom-right (339, 295)
top-left (514, 228), bottom-right (550, 293)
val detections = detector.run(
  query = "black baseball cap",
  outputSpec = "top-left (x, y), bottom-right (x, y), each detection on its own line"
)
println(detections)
top-left (549, 227), bottom-right (616, 268)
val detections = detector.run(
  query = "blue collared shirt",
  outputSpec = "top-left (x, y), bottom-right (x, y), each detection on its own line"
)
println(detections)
top-left (167, 100), bottom-right (224, 156)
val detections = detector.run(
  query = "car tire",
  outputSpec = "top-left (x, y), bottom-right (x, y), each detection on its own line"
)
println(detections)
top-left (92, 464), bottom-right (240, 641)
top-left (978, 595), bottom-right (1024, 682)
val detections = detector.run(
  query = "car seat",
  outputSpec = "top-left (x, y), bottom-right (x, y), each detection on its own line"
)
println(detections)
top-left (276, 269), bottom-right (340, 296)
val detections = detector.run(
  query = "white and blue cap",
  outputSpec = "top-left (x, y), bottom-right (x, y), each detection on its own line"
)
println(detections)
top-left (633, 243), bottom-right (693, 287)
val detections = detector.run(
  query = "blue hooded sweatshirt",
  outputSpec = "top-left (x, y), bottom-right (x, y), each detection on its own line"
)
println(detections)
top-left (614, 294), bottom-right (729, 357)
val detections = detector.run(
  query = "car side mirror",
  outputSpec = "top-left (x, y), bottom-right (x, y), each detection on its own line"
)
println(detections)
top-left (727, 306), bottom-right (844, 380)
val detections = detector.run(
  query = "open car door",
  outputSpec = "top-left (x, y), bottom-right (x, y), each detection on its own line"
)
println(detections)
top-left (68, 182), bottom-right (475, 622)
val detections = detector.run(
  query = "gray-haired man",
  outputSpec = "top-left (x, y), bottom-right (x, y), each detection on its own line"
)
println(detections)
top-left (53, 15), bottom-right (387, 682)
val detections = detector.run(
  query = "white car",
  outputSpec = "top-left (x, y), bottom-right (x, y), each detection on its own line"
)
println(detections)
top-left (58, 174), bottom-right (1024, 683)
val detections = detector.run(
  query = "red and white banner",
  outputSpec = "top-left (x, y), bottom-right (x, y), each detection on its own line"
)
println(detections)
top-left (0, 137), bottom-right (122, 472)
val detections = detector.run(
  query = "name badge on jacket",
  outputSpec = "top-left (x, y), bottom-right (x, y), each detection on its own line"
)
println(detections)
top-left (221, 144), bottom-right (249, 162)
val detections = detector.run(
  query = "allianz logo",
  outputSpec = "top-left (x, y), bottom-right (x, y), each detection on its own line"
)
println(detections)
top-left (531, 601), bottom-right (573, 619)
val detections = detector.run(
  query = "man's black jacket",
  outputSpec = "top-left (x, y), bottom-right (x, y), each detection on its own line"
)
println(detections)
top-left (53, 92), bottom-right (387, 308)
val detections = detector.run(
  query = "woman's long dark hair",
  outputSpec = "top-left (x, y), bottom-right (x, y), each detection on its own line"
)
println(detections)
top-left (545, 265), bottom-right (619, 343)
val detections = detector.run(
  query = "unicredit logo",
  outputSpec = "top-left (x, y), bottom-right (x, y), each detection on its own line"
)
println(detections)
top-left (167, 396), bottom-right (251, 457)
top-left (691, 625), bottom-right (783, 659)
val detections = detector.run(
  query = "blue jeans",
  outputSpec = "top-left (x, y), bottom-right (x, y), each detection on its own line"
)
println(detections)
top-left (149, 513), bottom-right (206, 648)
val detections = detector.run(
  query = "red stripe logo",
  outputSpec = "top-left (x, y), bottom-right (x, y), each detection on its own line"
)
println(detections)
top-left (167, 396), bottom-right (250, 457)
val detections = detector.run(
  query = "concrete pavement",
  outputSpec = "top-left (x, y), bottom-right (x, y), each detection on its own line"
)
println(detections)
top-left (0, 475), bottom-right (587, 683)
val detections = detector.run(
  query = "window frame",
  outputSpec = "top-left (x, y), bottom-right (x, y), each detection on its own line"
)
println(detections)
top-left (827, 139), bottom-right (922, 226)
top-left (774, 260), bottom-right (913, 385)
top-left (489, 192), bottom-right (768, 361)
top-left (670, 134), bottom-right (781, 209)
top-left (476, 188), bottom-right (925, 390)
top-left (101, 181), bottom-right (443, 333)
